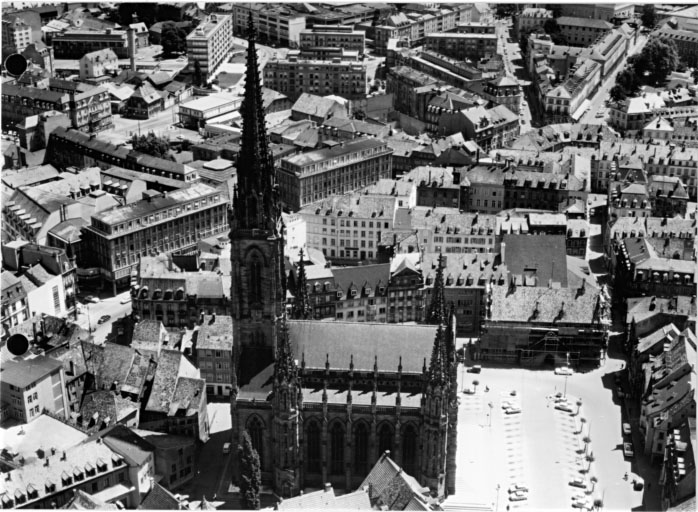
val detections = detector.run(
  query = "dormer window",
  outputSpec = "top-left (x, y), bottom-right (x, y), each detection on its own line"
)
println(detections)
top-left (96, 458), bottom-right (107, 472)
top-left (61, 471), bottom-right (72, 486)
top-left (350, 289), bottom-right (357, 297)
top-left (336, 291), bottom-right (344, 299)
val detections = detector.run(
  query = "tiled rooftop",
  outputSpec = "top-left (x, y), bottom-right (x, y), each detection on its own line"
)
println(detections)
top-left (197, 315), bottom-right (234, 351)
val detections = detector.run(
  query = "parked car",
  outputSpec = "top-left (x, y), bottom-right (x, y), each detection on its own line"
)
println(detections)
top-left (120, 297), bottom-right (132, 305)
top-left (623, 442), bottom-right (635, 458)
top-left (555, 366), bottom-right (574, 376)
top-left (464, 386), bottom-right (476, 395)
top-left (555, 404), bottom-right (574, 413)
top-left (223, 442), bottom-right (231, 454)
top-left (84, 295), bottom-right (100, 304)
top-left (572, 498), bottom-right (592, 509)
top-left (98, 315), bottom-right (111, 325)
top-left (505, 406), bottom-right (522, 415)
top-left (569, 477), bottom-right (586, 489)
top-left (509, 490), bottom-right (527, 502)
top-left (622, 423), bottom-right (632, 435)
top-left (468, 365), bottom-right (482, 374)
top-left (501, 401), bottom-right (513, 409)
top-left (508, 483), bottom-right (529, 493)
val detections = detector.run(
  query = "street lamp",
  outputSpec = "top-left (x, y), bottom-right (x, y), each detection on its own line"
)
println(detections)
top-left (564, 352), bottom-right (570, 397)
top-left (488, 402), bottom-right (493, 427)
top-left (495, 484), bottom-right (500, 512)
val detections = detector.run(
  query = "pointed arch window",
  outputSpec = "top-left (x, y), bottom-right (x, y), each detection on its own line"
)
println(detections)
top-left (354, 423), bottom-right (369, 474)
top-left (247, 417), bottom-right (265, 469)
top-left (402, 425), bottom-right (417, 476)
top-left (306, 421), bottom-right (321, 470)
top-left (330, 423), bottom-right (344, 475)
top-left (249, 254), bottom-right (262, 303)
top-left (378, 423), bottom-right (394, 457)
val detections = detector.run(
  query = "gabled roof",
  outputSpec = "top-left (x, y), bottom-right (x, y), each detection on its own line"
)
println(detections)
top-left (361, 452), bottom-right (431, 511)
top-left (139, 482), bottom-right (182, 510)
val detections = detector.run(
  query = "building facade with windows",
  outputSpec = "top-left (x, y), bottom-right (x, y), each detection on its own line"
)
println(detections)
top-left (263, 55), bottom-right (367, 102)
top-left (232, 3), bottom-right (306, 46)
top-left (186, 14), bottom-right (234, 82)
top-left (278, 139), bottom-right (393, 211)
top-left (52, 29), bottom-right (129, 58)
top-left (2, 15), bottom-right (33, 53)
top-left (424, 33), bottom-right (498, 62)
top-left (299, 25), bottom-right (365, 54)
top-left (82, 184), bottom-right (229, 293)
top-left (196, 314), bottom-right (234, 397)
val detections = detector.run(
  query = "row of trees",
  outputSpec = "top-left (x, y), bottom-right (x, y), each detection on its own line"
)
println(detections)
top-left (610, 36), bottom-right (680, 101)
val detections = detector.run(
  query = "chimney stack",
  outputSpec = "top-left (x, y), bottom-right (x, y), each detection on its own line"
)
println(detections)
top-left (127, 28), bottom-right (136, 72)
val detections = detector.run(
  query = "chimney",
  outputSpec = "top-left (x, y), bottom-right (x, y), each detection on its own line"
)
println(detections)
top-left (59, 204), bottom-right (67, 222)
top-left (324, 483), bottom-right (332, 492)
top-left (127, 28), bottom-right (136, 72)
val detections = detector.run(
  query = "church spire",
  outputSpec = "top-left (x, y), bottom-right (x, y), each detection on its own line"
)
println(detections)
top-left (428, 324), bottom-right (448, 387)
top-left (292, 248), bottom-right (312, 319)
top-left (233, 13), bottom-right (281, 232)
top-left (274, 314), bottom-right (297, 384)
top-left (426, 253), bottom-right (447, 325)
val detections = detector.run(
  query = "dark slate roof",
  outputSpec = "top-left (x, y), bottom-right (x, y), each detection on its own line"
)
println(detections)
top-left (132, 320), bottom-right (164, 345)
top-left (139, 482), bottom-right (181, 510)
top-left (360, 452), bottom-right (431, 511)
top-left (79, 391), bottom-right (139, 432)
top-left (332, 264), bottom-right (391, 297)
top-left (502, 234), bottom-right (568, 287)
top-left (102, 426), bottom-right (154, 466)
top-left (288, 321), bottom-right (437, 374)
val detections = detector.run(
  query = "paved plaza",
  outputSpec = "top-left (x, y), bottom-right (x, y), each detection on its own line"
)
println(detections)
top-left (446, 359), bottom-right (656, 511)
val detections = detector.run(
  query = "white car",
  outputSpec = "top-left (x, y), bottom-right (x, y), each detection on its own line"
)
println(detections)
top-left (508, 483), bottom-right (529, 493)
top-left (509, 490), bottom-right (527, 502)
top-left (505, 406), bottom-right (521, 415)
top-left (120, 297), bottom-right (132, 305)
top-left (555, 367), bottom-right (574, 376)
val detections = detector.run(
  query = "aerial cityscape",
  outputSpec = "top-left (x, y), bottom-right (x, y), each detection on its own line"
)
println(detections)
top-left (0, 2), bottom-right (696, 511)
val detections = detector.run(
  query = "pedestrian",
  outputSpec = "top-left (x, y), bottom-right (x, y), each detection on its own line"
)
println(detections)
top-left (624, 472), bottom-right (628, 480)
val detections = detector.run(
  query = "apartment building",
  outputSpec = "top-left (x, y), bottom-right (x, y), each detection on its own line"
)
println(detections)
top-left (332, 264), bottom-right (392, 322)
top-left (278, 139), bottom-right (393, 211)
top-left (79, 49), bottom-right (119, 82)
top-left (0, 355), bottom-right (68, 424)
top-left (1, 271), bottom-right (29, 336)
top-left (263, 55), bottom-right (367, 101)
top-left (2, 15), bottom-right (33, 53)
top-left (544, 58), bottom-right (602, 123)
top-left (52, 29), bottom-right (129, 58)
top-left (424, 33), bottom-right (498, 62)
top-left (300, 192), bottom-right (397, 263)
top-left (81, 184), bottom-right (229, 292)
top-left (556, 17), bottom-right (613, 47)
top-left (657, 26), bottom-right (698, 68)
top-left (460, 104), bottom-right (521, 150)
top-left (299, 25), bottom-right (365, 54)
top-left (232, 3), bottom-right (306, 46)
top-left (196, 314), bottom-right (234, 397)
top-left (45, 127), bottom-right (199, 183)
top-left (516, 8), bottom-right (553, 36)
top-left (373, 5), bottom-right (472, 55)
top-left (186, 14), bottom-right (233, 82)
top-left (386, 65), bottom-right (443, 120)
top-left (560, 3), bottom-right (635, 22)
top-left (660, 418), bottom-right (696, 510)
top-left (1, 84), bottom-right (70, 132)
top-left (132, 253), bottom-right (231, 328)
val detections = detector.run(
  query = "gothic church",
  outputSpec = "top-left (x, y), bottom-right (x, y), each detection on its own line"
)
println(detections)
top-left (229, 16), bottom-right (458, 499)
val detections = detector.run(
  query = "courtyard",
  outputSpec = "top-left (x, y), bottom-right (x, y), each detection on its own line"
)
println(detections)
top-left (446, 359), bottom-right (659, 511)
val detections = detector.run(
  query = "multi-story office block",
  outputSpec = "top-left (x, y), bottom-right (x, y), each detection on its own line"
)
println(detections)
top-left (186, 14), bottom-right (234, 82)
top-left (2, 15), bottom-right (33, 53)
top-left (299, 25), bottom-right (365, 54)
top-left (81, 184), bottom-right (229, 292)
top-left (52, 29), bottom-right (129, 58)
top-left (232, 3), bottom-right (306, 46)
top-left (278, 139), bottom-right (393, 211)
top-left (424, 33), bottom-right (498, 62)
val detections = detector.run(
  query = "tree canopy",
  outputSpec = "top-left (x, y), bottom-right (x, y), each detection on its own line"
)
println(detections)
top-left (611, 36), bottom-right (680, 100)
top-left (641, 4), bottom-right (657, 29)
top-left (543, 19), bottom-right (568, 45)
top-left (130, 131), bottom-right (173, 160)
top-left (161, 23), bottom-right (188, 57)
top-left (193, 60), bottom-right (203, 87)
top-left (239, 431), bottom-right (261, 510)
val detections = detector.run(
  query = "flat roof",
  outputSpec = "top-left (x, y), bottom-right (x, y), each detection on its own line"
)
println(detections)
top-left (0, 355), bottom-right (63, 388)
top-left (181, 94), bottom-right (240, 113)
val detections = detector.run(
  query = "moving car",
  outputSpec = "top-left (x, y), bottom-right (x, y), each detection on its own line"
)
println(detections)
top-left (623, 442), bottom-right (635, 458)
top-left (98, 315), bottom-right (111, 325)
top-left (555, 366), bottom-right (574, 376)
top-left (569, 477), bottom-right (586, 489)
top-left (622, 423), bottom-right (632, 435)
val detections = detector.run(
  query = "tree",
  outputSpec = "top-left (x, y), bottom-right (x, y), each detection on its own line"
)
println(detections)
top-left (161, 23), bottom-right (187, 57)
top-left (641, 4), bottom-right (657, 29)
top-left (239, 431), bottom-right (261, 510)
top-left (631, 36), bottom-right (680, 85)
top-left (543, 18), bottom-right (567, 45)
top-left (550, 6), bottom-right (562, 18)
top-left (609, 84), bottom-right (627, 103)
top-left (472, 380), bottom-right (479, 393)
top-left (519, 34), bottom-right (528, 56)
top-left (193, 60), bottom-right (203, 87)
top-left (130, 131), bottom-right (172, 159)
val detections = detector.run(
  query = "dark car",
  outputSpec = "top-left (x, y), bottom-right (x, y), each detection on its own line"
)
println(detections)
top-left (98, 315), bottom-right (111, 325)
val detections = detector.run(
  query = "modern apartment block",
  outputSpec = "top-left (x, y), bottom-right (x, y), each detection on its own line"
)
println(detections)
top-left (186, 14), bottom-right (234, 82)
top-left (2, 15), bottom-right (33, 53)
top-left (52, 29), bottom-right (129, 59)
top-left (0, 355), bottom-right (69, 424)
top-left (231, 3), bottom-right (306, 46)
top-left (262, 55), bottom-right (367, 101)
top-left (277, 139), bottom-right (393, 211)
top-left (81, 184), bottom-right (229, 292)
top-left (424, 33), bottom-right (498, 62)
top-left (299, 25), bottom-right (365, 54)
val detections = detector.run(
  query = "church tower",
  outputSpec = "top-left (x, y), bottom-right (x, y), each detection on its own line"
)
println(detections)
top-left (420, 324), bottom-right (450, 498)
top-left (229, 14), bottom-right (286, 384)
top-left (271, 316), bottom-right (303, 497)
